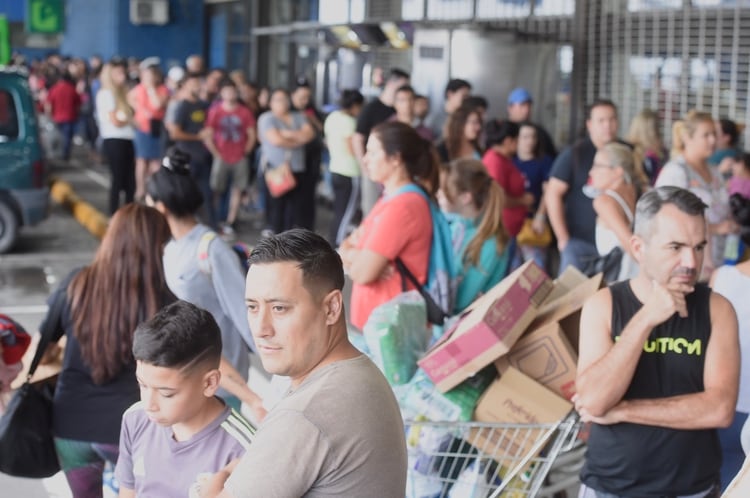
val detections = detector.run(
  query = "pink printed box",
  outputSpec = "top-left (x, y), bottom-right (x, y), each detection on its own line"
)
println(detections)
top-left (418, 260), bottom-right (553, 393)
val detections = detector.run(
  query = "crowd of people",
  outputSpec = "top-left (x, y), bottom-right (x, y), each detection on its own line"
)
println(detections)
top-left (1, 51), bottom-right (750, 497)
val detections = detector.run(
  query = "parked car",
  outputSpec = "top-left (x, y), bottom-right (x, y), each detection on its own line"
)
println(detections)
top-left (0, 66), bottom-right (49, 253)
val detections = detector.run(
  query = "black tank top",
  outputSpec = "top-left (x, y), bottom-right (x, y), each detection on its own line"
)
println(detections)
top-left (580, 281), bottom-right (721, 497)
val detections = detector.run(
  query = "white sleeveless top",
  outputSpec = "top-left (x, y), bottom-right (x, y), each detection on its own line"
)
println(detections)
top-left (711, 265), bottom-right (750, 413)
top-left (595, 189), bottom-right (639, 281)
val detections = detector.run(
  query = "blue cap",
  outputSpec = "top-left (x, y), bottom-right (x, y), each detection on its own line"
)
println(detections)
top-left (508, 87), bottom-right (532, 105)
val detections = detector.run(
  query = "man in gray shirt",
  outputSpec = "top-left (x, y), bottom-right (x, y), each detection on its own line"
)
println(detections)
top-left (201, 229), bottom-right (407, 498)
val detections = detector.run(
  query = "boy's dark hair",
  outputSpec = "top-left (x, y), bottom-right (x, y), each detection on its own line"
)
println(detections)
top-left (730, 193), bottom-right (750, 246)
top-left (464, 95), bottom-right (489, 112)
top-left (248, 229), bottom-right (345, 295)
top-left (395, 84), bottom-right (415, 96)
top-left (444, 78), bottom-right (472, 98)
top-left (485, 119), bottom-right (520, 148)
top-left (719, 118), bottom-right (740, 146)
top-left (339, 89), bottom-right (364, 110)
top-left (146, 147), bottom-right (204, 217)
top-left (219, 78), bottom-right (236, 90)
top-left (133, 300), bottom-right (222, 371)
top-left (739, 152), bottom-right (750, 171)
top-left (386, 68), bottom-right (410, 82)
top-left (586, 98), bottom-right (618, 120)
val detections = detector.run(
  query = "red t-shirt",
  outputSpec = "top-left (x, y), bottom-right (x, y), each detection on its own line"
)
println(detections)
top-left (350, 191), bottom-right (432, 329)
top-left (206, 104), bottom-right (256, 164)
top-left (482, 149), bottom-right (528, 237)
top-left (47, 80), bottom-right (81, 123)
top-left (131, 83), bottom-right (170, 133)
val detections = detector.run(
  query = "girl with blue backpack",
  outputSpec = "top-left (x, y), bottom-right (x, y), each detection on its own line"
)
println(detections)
top-left (438, 158), bottom-right (513, 313)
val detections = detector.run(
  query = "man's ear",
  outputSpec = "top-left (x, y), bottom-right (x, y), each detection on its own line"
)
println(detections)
top-left (630, 234), bottom-right (645, 264)
top-left (323, 290), bottom-right (344, 325)
top-left (203, 368), bottom-right (221, 398)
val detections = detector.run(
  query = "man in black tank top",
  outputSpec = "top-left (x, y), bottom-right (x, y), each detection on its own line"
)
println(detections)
top-left (573, 187), bottom-right (740, 498)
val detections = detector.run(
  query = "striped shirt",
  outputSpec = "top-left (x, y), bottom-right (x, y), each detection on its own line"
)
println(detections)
top-left (115, 399), bottom-right (255, 497)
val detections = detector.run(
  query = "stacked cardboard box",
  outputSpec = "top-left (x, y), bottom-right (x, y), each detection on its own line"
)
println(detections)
top-left (417, 263), bottom-right (602, 437)
top-left (418, 261), bottom-right (554, 392)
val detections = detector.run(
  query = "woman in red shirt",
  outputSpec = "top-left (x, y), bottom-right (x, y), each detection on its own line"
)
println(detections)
top-left (45, 72), bottom-right (81, 161)
top-left (482, 119), bottom-right (534, 238)
top-left (128, 64), bottom-right (169, 201)
top-left (339, 122), bottom-right (440, 330)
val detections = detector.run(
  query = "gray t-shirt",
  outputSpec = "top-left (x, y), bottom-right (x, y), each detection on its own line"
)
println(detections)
top-left (257, 111), bottom-right (307, 173)
top-left (163, 224), bottom-right (255, 383)
top-left (225, 355), bottom-right (407, 498)
top-left (115, 401), bottom-right (255, 497)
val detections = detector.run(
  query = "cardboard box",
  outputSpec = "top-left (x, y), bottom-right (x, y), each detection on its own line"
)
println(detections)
top-left (469, 367), bottom-right (572, 465)
top-left (495, 321), bottom-right (578, 400)
top-left (527, 266), bottom-right (603, 352)
top-left (418, 261), bottom-right (553, 393)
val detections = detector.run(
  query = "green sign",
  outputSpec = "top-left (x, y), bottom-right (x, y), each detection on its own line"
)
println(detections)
top-left (0, 16), bottom-right (9, 65)
top-left (26, 0), bottom-right (64, 34)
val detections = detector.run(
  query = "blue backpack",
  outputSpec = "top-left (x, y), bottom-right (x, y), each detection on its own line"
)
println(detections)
top-left (393, 184), bottom-right (458, 325)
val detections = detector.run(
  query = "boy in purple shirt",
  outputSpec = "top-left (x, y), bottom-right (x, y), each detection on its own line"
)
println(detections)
top-left (116, 301), bottom-right (256, 498)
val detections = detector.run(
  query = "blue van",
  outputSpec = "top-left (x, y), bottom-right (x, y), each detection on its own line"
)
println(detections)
top-left (0, 66), bottom-right (49, 253)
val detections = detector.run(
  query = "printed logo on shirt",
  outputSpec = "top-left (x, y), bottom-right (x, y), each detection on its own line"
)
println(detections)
top-left (191, 109), bottom-right (206, 124)
top-left (218, 115), bottom-right (244, 142)
top-left (615, 335), bottom-right (703, 356)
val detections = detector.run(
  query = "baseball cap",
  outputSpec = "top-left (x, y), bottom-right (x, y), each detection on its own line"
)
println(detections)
top-left (167, 66), bottom-right (185, 82)
top-left (139, 56), bottom-right (161, 71)
top-left (508, 87), bottom-right (532, 105)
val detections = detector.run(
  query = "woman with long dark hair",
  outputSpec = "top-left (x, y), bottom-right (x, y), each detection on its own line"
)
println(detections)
top-left (437, 103), bottom-right (483, 162)
top-left (43, 204), bottom-right (175, 498)
top-left (339, 121), bottom-right (440, 330)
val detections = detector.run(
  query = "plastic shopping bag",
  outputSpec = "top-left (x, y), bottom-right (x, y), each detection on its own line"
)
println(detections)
top-left (363, 291), bottom-right (430, 385)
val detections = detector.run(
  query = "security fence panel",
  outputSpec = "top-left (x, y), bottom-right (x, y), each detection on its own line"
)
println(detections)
top-left (585, 2), bottom-right (750, 149)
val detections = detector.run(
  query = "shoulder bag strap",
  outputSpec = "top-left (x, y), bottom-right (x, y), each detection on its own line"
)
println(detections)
top-left (27, 286), bottom-right (67, 380)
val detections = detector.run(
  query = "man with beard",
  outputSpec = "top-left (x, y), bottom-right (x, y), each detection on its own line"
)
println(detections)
top-left (574, 186), bottom-right (740, 497)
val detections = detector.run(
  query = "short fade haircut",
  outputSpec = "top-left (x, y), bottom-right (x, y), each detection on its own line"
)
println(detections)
top-left (633, 186), bottom-right (707, 238)
top-left (395, 84), bottom-right (415, 96)
top-left (247, 229), bottom-right (345, 295)
top-left (219, 78), bottom-right (236, 90)
top-left (386, 68), bottom-right (410, 82)
top-left (339, 89), bottom-right (364, 110)
top-left (444, 78), bottom-right (472, 98)
top-left (586, 98), bottom-right (618, 120)
top-left (133, 300), bottom-right (222, 372)
top-left (464, 95), bottom-right (489, 112)
top-left (485, 119), bottom-right (520, 148)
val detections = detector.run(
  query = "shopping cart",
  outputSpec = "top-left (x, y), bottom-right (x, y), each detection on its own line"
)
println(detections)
top-left (404, 412), bottom-right (584, 498)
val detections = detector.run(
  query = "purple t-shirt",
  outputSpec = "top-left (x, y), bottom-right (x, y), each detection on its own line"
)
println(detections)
top-left (115, 400), bottom-right (255, 497)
